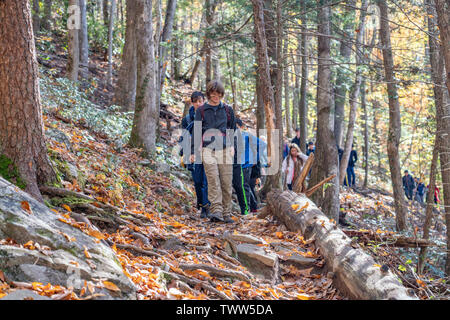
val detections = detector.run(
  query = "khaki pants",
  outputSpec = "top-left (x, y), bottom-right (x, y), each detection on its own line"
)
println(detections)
top-left (202, 147), bottom-right (233, 218)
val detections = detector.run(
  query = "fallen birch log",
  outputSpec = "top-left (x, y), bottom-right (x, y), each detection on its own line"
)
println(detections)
top-left (265, 189), bottom-right (417, 300)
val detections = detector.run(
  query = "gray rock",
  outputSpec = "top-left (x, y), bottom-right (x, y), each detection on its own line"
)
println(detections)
top-left (236, 243), bottom-right (279, 283)
top-left (0, 177), bottom-right (136, 300)
top-left (160, 237), bottom-right (185, 251)
top-left (228, 233), bottom-right (265, 245)
top-left (0, 289), bottom-right (51, 300)
top-left (65, 163), bottom-right (79, 181)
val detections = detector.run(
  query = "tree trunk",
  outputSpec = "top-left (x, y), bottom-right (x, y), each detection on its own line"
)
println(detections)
top-left (283, 40), bottom-right (292, 138)
top-left (67, 0), bottom-right (80, 82)
top-left (103, 0), bottom-right (109, 28)
top-left (129, 0), bottom-right (158, 155)
top-left (42, 0), bottom-right (52, 30)
top-left (334, 0), bottom-right (356, 148)
top-left (79, 0), bottom-right (89, 78)
top-left (339, 0), bottom-right (368, 186)
top-left (159, 0), bottom-right (178, 88)
top-left (204, 0), bottom-right (218, 84)
top-left (299, 4), bottom-right (309, 153)
top-left (434, 0), bottom-right (450, 94)
top-left (0, 0), bottom-right (56, 201)
top-left (309, 0), bottom-right (339, 221)
top-left (107, 0), bottom-right (116, 87)
top-left (114, 0), bottom-right (137, 111)
top-left (418, 135), bottom-right (439, 274)
top-left (251, 0), bottom-right (278, 197)
top-left (431, 0), bottom-right (450, 275)
top-left (265, 190), bottom-right (417, 300)
top-left (255, 66), bottom-right (265, 136)
top-left (377, 0), bottom-right (408, 231)
top-left (362, 80), bottom-right (369, 188)
top-left (32, 0), bottom-right (40, 35)
top-left (292, 49), bottom-right (299, 132)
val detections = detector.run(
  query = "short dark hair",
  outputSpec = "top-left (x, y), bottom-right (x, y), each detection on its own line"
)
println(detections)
top-left (191, 91), bottom-right (205, 103)
top-left (404, 170), bottom-right (409, 173)
top-left (206, 80), bottom-right (225, 99)
top-left (295, 128), bottom-right (300, 132)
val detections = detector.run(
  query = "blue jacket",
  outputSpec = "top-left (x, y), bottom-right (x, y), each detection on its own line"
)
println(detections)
top-left (236, 131), bottom-right (267, 169)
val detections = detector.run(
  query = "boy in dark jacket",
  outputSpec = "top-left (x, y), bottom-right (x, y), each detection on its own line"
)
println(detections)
top-left (191, 81), bottom-right (236, 223)
top-left (180, 91), bottom-right (210, 218)
top-left (402, 170), bottom-right (415, 200)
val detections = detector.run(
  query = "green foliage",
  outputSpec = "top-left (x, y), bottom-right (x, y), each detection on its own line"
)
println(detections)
top-left (0, 155), bottom-right (27, 190)
top-left (40, 73), bottom-right (133, 147)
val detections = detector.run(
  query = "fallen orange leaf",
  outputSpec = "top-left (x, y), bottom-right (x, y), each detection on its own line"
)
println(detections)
top-left (103, 281), bottom-right (120, 292)
top-left (21, 201), bottom-right (32, 214)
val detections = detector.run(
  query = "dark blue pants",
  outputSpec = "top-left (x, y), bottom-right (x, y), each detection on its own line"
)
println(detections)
top-left (233, 165), bottom-right (251, 215)
top-left (344, 166), bottom-right (356, 187)
top-left (189, 164), bottom-right (210, 209)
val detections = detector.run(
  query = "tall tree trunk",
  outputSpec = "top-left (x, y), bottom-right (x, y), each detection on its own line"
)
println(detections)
top-left (431, 0), bottom-right (450, 275)
top-left (107, 0), bottom-right (116, 87)
top-left (299, 4), bottom-right (309, 153)
top-left (334, 0), bottom-right (356, 148)
top-left (67, 0), bottom-right (80, 82)
top-left (103, 0), bottom-right (109, 28)
top-left (362, 79), bottom-right (369, 188)
top-left (292, 49), bottom-right (299, 131)
top-left (309, 0), bottom-right (339, 220)
top-left (251, 0), bottom-right (278, 197)
top-left (434, 0), bottom-right (450, 94)
top-left (79, 0), bottom-right (89, 78)
top-left (0, 0), bottom-right (56, 201)
top-left (418, 135), bottom-right (439, 274)
top-left (42, 0), bottom-right (52, 30)
top-left (204, 0), bottom-right (218, 84)
top-left (255, 62), bottom-right (265, 136)
top-left (159, 0), bottom-right (178, 88)
top-left (339, 0), bottom-right (368, 186)
top-left (114, 0), bottom-right (137, 111)
top-left (377, 0), bottom-right (407, 231)
top-left (129, 0), bottom-right (158, 155)
top-left (32, 0), bottom-right (40, 35)
top-left (283, 40), bottom-right (292, 138)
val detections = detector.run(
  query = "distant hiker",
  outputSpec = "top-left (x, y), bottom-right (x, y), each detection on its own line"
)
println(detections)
top-left (306, 141), bottom-right (315, 156)
top-left (191, 80), bottom-right (236, 223)
top-left (282, 143), bottom-right (308, 191)
top-left (232, 118), bottom-right (252, 216)
top-left (283, 138), bottom-right (290, 160)
top-left (180, 91), bottom-right (210, 218)
top-left (426, 184), bottom-right (440, 205)
top-left (337, 145), bottom-right (343, 164)
top-left (414, 178), bottom-right (425, 204)
top-left (291, 128), bottom-right (301, 149)
top-left (344, 144), bottom-right (358, 188)
top-left (402, 170), bottom-right (415, 200)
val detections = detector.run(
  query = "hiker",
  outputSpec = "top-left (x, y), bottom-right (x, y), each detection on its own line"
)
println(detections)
top-left (306, 141), bottom-right (315, 156)
top-left (180, 91), bottom-right (211, 218)
top-left (337, 145), bottom-right (343, 164)
top-left (232, 118), bottom-right (252, 216)
top-left (291, 128), bottom-right (301, 149)
top-left (426, 184), bottom-right (440, 205)
top-left (402, 170), bottom-right (415, 200)
top-left (414, 177), bottom-right (425, 204)
top-left (242, 125), bottom-right (267, 213)
top-left (281, 143), bottom-right (308, 191)
top-left (283, 138), bottom-right (290, 160)
top-left (344, 144), bottom-right (358, 187)
top-left (191, 80), bottom-right (236, 223)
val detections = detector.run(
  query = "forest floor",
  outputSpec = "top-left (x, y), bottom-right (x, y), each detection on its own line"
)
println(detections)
top-left (1, 32), bottom-right (448, 300)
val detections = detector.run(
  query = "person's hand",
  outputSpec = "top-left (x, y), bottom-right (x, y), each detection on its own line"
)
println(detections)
top-left (190, 154), bottom-right (195, 163)
top-left (256, 178), bottom-right (261, 186)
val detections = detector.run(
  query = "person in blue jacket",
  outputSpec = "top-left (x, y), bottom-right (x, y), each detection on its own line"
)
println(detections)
top-left (180, 91), bottom-right (210, 218)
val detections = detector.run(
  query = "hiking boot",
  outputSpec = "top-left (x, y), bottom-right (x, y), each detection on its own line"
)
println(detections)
top-left (222, 215), bottom-right (234, 223)
top-left (209, 212), bottom-right (224, 222)
top-left (200, 205), bottom-right (210, 219)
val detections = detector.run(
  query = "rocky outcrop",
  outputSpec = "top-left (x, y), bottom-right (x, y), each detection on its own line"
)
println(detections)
top-left (0, 177), bottom-right (136, 299)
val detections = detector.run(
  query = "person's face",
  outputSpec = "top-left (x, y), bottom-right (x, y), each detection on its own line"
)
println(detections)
top-left (296, 131), bottom-right (300, 138)
top-left (208, 91), bottom-right (223, 106)
top-left (291, 148), bottom-right (298, 157)
top-left (309, 144), bottom-right (314, 150)
top-left (192, 97), bottom-right (204, 110)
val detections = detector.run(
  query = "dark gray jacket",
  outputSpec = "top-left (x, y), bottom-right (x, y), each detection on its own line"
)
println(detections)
top-left (191, 102), bottom-right (236, 155)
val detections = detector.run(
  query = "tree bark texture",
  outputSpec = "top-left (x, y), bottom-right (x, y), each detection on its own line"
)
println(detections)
top-left (129, 0), bottom-right (158, 154)
top-left (67, 0), bottom-right (80, 81)
top-left (377, 0), bottom-right (407, 231)
top-left (0, 0), bottom-right (56, 201)
top-left (266, 190), bottom-right (417, 300)
top-left (310, 0), bottom-right (339, 221)
top-left (79, 0), bottom-right (89, 78)
top-left (114, 0), bottom-right (137, 111)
